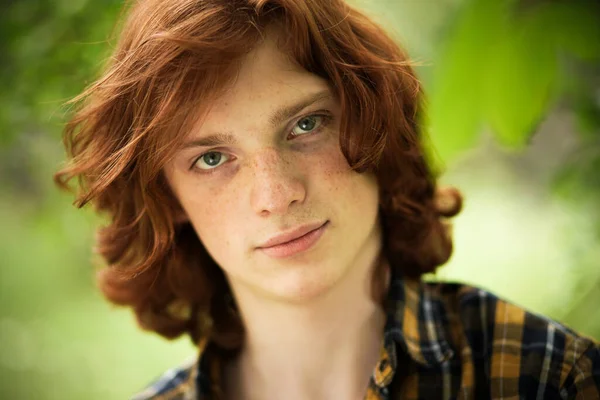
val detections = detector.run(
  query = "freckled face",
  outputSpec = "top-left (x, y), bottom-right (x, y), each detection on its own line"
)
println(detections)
top-left (164, 33), bottom-right (381, 302)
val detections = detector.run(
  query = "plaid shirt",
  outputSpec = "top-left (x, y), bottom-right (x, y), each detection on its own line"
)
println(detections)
top-left (132, 269), bottom-right (600, 399)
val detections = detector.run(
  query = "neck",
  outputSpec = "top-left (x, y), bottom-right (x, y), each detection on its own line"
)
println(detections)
top-left (223, 226), bottom-right (387, 400)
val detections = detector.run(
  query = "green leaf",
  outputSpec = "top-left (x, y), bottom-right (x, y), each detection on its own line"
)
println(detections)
top-left (541, 2), bottom-right (600, 61)
top-left (427, 0), bottom-right (514, 162)
top-left (553, 148), bottom-right (600, 204)
top-left (574, 91), bottom-right (600, 138)
top-left (482, 14), bottom-right (559, 149)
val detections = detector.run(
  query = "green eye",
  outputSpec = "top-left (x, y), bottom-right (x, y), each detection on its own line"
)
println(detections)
top-left (292, 115), bottom-right (322, 136)
top-left (195, 151), bottom-right (229, 170)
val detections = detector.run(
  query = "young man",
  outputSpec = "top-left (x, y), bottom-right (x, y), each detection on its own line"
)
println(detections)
top-left (56, 0), bottom-right (599, 399)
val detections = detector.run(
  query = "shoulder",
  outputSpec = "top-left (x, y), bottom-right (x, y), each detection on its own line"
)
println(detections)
top-left (422, 280), bottom-right (600, 397)
top-left (131, 357), bottom-right (197, 400)
top-left (421, 279), bottom-right (591, 344)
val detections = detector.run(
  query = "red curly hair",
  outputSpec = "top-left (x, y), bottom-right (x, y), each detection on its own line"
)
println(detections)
top-left (55, 0), bottom-right (461, 350)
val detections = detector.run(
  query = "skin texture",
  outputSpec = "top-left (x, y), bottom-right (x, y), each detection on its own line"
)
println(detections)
top-left (164, 34), bottom-right (381, 305)
top-left (164, 31), bottom-right (386, 400)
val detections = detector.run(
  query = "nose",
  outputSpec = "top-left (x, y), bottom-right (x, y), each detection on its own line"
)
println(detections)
top-left (249, 148), bottom-right (306, 217)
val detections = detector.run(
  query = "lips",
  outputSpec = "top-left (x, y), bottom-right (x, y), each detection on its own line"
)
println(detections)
top-left (257, 221), bottom-right (329, 258)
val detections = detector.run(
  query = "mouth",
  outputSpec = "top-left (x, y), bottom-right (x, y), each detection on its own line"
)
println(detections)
top-left (258, 221), bottom-right (329, 259)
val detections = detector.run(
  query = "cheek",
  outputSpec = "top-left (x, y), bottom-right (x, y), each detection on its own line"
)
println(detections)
top-left (178, 183), bottom-right (245, 261)
top-left (312, 145), bottom-right (380, 233)
top-left (310, 141), bottom-right (378, 200)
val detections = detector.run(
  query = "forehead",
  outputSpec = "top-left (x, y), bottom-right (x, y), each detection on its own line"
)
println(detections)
top-left (198, 31), bottom-right (331, 128)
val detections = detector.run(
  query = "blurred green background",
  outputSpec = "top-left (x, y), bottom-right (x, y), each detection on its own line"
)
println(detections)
top-left (1, 0), bottom-right (599, 398)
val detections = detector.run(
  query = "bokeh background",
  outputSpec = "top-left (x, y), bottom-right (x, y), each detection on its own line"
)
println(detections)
top-left (1, 0), bottom-right (599, 398)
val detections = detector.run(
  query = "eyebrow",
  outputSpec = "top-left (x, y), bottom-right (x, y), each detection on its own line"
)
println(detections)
top-left (268, 89), bottom-right (332, 128)
top-left (182, 89), bottom-right (333, 149)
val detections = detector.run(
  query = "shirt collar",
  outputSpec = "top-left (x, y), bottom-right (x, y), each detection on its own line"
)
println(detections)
top-left (194, 262), bottom-right (457, 397)
top-left (383, 265), bottom-right (455, 367)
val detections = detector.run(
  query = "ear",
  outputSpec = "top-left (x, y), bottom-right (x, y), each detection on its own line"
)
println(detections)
top-left (433, 186), bottom-right (463, 218)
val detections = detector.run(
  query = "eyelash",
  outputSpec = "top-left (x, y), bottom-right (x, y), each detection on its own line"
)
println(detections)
top-left (189, 111), bottom-right (333, 173)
